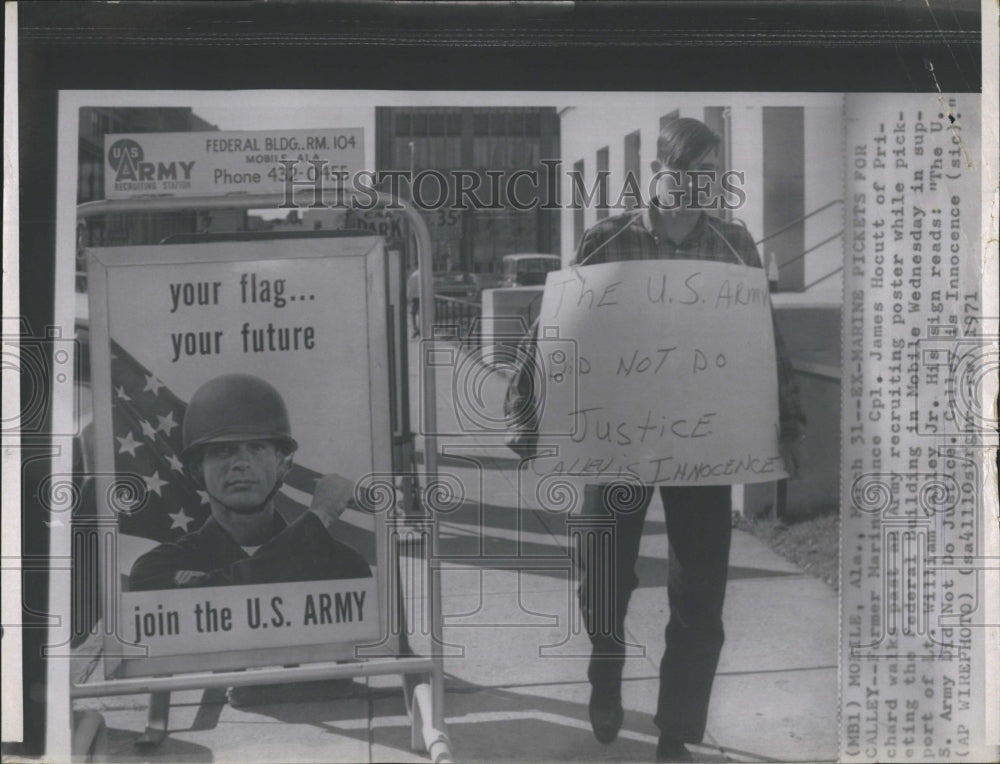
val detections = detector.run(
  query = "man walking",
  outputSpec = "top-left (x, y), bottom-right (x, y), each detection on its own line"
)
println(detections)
top-left (569, 118), bottom-right (805, 761)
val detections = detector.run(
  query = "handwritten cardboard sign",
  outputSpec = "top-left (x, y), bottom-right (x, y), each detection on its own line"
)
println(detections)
top-left (532, 260), bottom-right (787, 486)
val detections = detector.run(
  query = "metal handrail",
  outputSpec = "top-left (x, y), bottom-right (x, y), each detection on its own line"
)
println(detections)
top-left (754, 198), bottom-right (843, 248)
top-left (433, 294), bottom-right (480, 308)
top-left (802, 266), bottom-right (844, 292)
top-left (776, 229), bottom-right (844, 272)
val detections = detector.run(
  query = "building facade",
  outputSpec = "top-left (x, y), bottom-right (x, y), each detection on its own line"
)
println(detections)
top-left (375, 107), bottom-right (560, 273)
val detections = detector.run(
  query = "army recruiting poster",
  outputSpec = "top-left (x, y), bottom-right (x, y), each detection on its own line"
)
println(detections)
top-left (87, 234), bottom-right (390, 676)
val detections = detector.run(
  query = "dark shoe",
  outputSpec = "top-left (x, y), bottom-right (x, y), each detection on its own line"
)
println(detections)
top-left (656, 735), bottom-right (693, 762)
top-left (588, 687), bottom-right (623, 744)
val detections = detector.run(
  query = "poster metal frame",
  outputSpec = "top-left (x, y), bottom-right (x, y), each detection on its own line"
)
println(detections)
top-left (71, 191), bottom-right (450, 760)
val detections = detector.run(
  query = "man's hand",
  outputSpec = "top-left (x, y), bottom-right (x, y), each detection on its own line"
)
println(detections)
top-left (779, 439), bottom-right (802, 480)
top-left (309, 473), bottom-right (356, 532)
top-left (173, 570), bottom-right (208, 587)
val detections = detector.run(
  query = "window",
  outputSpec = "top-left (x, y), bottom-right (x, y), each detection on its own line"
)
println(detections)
top-left (659, 109), bottom-right (680, 133)
top-left (428, 114), bottom-right (446, 136)
top-left (624, 131), bottom-right (641, 210)
top-left (703, 107), bottom-right (730, 220)
top-left (411, 113), bottom-right (428, 137)
top-left (762, 107), bottom-right (805, 291)
top-left (596, 147), bottom-right (609, 220)
top-left (394, 113), bottom-right (411, 136)
top-left (573, 159), bottom-right (585, 250)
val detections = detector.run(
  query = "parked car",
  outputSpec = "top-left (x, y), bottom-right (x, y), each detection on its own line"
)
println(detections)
top-left (433, 271), bottom-right (480, 301)
top-left (499, 254), bottom-right (562, 287)
top-left (472, 271), bottom-right (504, 292)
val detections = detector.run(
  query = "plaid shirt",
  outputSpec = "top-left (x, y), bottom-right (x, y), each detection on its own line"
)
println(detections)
top-left (572, 209), bottom-right (806, 443)
top-left (575, 209), bottom-right (762, 268)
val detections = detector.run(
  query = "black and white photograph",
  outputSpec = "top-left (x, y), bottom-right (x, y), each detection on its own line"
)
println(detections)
top-left (4, 4), bottom-right (995, 764)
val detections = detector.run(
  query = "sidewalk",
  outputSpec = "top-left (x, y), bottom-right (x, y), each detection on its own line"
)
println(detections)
top-left (73, 337), bottom-right (838, 763)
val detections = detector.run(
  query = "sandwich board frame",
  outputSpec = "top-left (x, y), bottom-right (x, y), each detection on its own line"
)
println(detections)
top-left (72, 192), bottom-right (451, 761)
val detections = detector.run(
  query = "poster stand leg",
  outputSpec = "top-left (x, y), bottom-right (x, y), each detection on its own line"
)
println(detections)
top-left (396, 199), bottom-right (453, 762)
top-left (403, 672), bottom-right (424, 747)
top-left (409, 681), bottom-right (453, 763)
top-left (71, 710), bottom-right (108, 762)
top-left (134, 690), bottom-right (170, 749)
top-left (399, 197), bottom-right (451, 763)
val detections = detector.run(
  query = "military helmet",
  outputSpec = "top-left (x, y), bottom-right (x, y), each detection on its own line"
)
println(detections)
top-left (180, 374), bottom-right (298, 464)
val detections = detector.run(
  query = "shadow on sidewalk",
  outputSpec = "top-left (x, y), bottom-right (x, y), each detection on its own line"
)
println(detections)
top-left (227, 673), bottom-right (743, 763)
top-left (99, 728), bottom-right (214, 762)
top-left (370, 675), bottom-right (738, 763)
top-left (428, 495), bottom-right (804, 590)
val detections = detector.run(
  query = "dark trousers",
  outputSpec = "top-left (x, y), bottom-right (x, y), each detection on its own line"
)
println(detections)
top-left (576, 483), bottom-right (732, 743)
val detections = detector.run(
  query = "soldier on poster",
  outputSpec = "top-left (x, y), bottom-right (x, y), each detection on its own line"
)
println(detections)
top-left (87, 233), bottom-right (390, 669)
top-left (128, 373), bottom-right (371, 591)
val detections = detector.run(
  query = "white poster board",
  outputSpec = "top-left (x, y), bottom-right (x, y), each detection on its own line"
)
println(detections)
top-left (87, 235), bottom-right (392, 678)
top-left (532, 259), bottom-right (788, 486)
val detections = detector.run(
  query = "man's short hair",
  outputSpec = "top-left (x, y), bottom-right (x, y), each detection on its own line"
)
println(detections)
top-left (656, 118), bottom-right (721, 170)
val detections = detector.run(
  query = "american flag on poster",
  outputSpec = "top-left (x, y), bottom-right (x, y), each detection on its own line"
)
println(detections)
top-left (109, 340), bottom-right (375, 563)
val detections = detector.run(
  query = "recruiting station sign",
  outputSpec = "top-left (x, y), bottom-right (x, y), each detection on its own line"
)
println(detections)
top-left (103, 129), bottom-right (364, 199)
